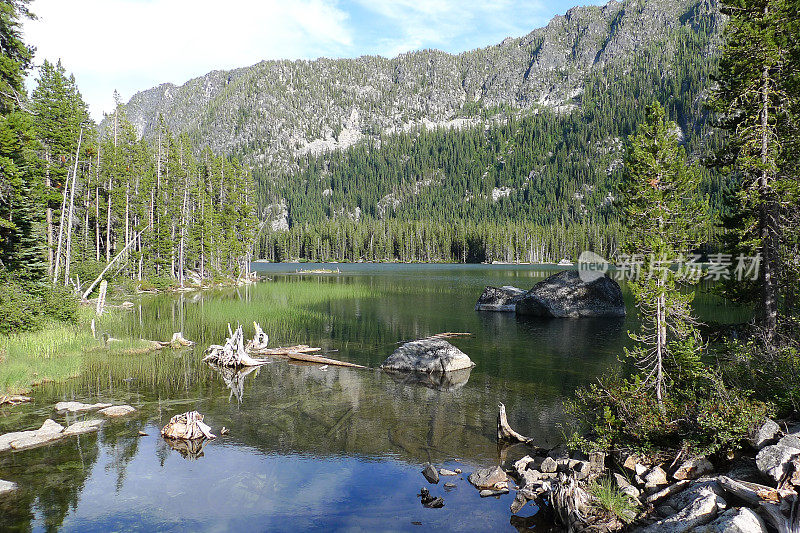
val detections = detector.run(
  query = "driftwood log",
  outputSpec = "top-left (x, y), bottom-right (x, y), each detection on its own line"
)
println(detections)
top-left (246, 322), bottom-right (269, 351)
top-left (161, 411), bottom-right (216, 440)
top-left (718, 476), bottom-right (800, 532)
top-left (0, 395), bottom-right (32, 407)
top-left (203, 324), bottom-right (271, 367)
top-left (498, 402), bottom-right (535, 445)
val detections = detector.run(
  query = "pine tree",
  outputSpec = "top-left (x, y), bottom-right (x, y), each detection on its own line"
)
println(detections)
top-left (620, 102), bottom-right (711, 408)
top-left (711, 0), bottom-right (795, 341)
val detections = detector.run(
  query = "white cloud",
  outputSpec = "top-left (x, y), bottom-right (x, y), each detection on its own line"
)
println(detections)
top-left (354, 0), bottom-right (548, 58)
top-left (24, 0), bottom-right (353, 120)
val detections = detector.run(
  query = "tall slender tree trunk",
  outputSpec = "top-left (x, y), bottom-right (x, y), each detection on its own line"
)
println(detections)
top-left (45, 148), bottom-right (53, 276)
top-left (52, 168), bottom-right (70, 284)
top-left (759, 54), bottom-right (778, 342)
top-left (106, 175), bottom-right (112, 263)
top-left (64, 128), bottom-right (84, 287)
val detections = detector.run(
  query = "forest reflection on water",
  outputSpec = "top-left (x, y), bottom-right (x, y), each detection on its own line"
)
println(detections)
top-left (0, 264), bottom-right (749, 532)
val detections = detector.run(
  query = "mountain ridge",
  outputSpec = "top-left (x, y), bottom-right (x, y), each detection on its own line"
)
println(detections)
top-left (120, 0), bottom-right (722, 171)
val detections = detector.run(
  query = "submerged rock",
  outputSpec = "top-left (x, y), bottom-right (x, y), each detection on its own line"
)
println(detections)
top-left (474, 286), bottom-right (526, 312)
top-left (515, 270), bottom-right (625, 318)
top-left (381, 338), bottom-right (474, 374)
top-left (55, 401), bottom-right (112, 413)
top-left (99, 405), bottom-right (136, 417)
top-left (385, 367), bottom-right (472, 391)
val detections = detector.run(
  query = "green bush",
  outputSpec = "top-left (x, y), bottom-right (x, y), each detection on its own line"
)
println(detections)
top-left (0, 273), bottom-right (78, 335)
top-left (569, 373), bottom-right (769, 455)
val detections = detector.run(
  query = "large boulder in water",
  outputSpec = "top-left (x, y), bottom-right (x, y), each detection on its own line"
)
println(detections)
top-left (381, 338), bottom-right (475, 373)
top-left (475, 286), bottom-right (526, 312)
top-left (515, 270), bottom-right (625, 318)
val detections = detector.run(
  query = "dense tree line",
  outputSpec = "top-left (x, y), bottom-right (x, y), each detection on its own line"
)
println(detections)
top-left (0, 2), bottom-right (256, 333)
top-left (254, 14), bottom-right (724, 262)
top-left (259, 219), bottom-right (623, 264)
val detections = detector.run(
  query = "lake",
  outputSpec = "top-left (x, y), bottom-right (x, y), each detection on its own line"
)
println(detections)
top-left (0, 264), bottom-right (749, 532)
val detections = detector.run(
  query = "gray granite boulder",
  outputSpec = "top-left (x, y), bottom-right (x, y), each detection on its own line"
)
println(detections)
top-left (515, 270), bottom-right (625, 318)
top-left (381, 338), bottom-right (474, 373)
top-left (475, 286), bottom-right (526, 312)
top-left (693, 507), bottom-right (768, 533)
top-left (0, 479), bottom-right (18, 496)
top-left (756, 441), bottom-right (800, 483)
top-left (468, 465), bottom-right (508, 490)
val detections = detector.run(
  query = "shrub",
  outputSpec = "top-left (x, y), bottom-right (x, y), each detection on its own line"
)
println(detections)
top-left (588, 477), bottom-right (638, 524)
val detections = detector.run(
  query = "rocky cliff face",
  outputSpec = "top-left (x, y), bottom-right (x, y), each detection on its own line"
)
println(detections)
top-left (120, 0), bottom-right (722, 169)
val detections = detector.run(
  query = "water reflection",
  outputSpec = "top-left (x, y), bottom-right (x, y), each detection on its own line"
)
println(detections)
top-left (0, 265), bottom-right (749, 531)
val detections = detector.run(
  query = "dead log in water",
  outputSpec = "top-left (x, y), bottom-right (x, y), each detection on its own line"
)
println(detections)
top-left (286, 352), bottom-right (366, 368)
top-left (203, 324), bottom-right (271, 367)
top-left (497, 402), bottom-right (536, 445)
top-left (0, 395), bottom-right (32, 407)
top-left (161, 411), bottom-right (216, 440)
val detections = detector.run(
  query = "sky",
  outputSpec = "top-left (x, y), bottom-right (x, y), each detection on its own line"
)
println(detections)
top-left (23, 0), bottom-right (603, 121)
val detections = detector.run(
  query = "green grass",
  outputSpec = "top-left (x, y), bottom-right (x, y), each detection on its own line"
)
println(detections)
top-left (0, 307), bottom-right (154, 394)
top-left (588, 477), bottom-right (639, 524)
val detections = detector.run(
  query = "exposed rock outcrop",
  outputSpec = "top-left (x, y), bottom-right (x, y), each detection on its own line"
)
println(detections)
top-left (475, 286), bottom-right (526, 312)
top-left (515, 270), bottom-right (626, 318)
top-left (381, 338), bottom-right (475, 374)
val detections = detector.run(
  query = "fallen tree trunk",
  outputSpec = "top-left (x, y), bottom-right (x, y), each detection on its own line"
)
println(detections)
top-left (286, 352), bottom-right (366, 368)
top-left (247, 344), bottom-right (322, 356)
top-left (498, 402), bottom-right (535, 445)
top-left (161, 411), bottom-right (216, 440)
top-left (0, 395), bottom-right (32, 407)
top-left (203, 324), bottom-right (271, 367)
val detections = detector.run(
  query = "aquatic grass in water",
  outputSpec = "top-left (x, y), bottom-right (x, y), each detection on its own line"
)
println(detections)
top-left (0, 320), bottom-right (91, 394)
top-left (0, 307), bottom-right (157, 394)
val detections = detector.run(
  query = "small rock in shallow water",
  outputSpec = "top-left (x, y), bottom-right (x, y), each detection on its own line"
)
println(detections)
top-left (422, 463), bottom-right (439, 484)
top-left (0, 479), bottom-right (18, 495)
top-left (418, 488), bottom-right (444, 508)
top-left (444, 482), bottom-right (456, 489)
top-left (468, 465), bottom-right (508, 490)
top-left (63, 419), bottom-right (102, 436)
top-left (55, 401), bottom-right (112, 413)
top-left (480, 488), bottom-right (509, 497)
top-left (439, 468), bottom-right (457, 476)
top-left (454, 468), bottom-right (462, 474)
top-left (99, 405), bottom-right (136, 417)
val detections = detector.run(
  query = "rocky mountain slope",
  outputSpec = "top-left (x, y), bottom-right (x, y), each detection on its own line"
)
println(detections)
top-left (120, 0), bottom-right (723, 170)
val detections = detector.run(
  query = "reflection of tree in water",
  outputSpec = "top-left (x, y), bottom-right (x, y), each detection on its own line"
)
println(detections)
top-left (210, 364), bottom-right (262, 405)
top-left (0, 430), bottom-right (101, 532)
top-left (100, 420), bottom-right (147, 492)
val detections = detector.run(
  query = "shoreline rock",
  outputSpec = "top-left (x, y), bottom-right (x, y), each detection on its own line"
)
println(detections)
top-left (515, 270), bottom-right (626, 318)
top-left (475, 286), bottom-right (526, 312)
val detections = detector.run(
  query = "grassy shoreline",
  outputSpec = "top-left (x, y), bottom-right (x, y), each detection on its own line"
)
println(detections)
top-left (0, 306), bottom-right (152, 395)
